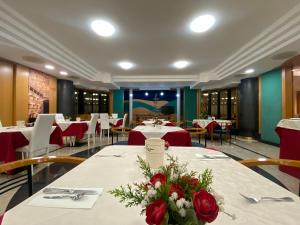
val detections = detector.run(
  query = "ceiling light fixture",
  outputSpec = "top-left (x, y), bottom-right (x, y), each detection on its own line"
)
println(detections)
top-left (176, 93), bottom-right (180, 98)
top-left (190, 14), bottom-right (216, 33)
top-left (145, 92), bottom-right (149, 96)
top-left (45, 64), bottom-right (55, 70)
top-left (90, 19), bottom-right (115, 37)
top-left (118, 61), bottom-right (135, 70)
top-left (160, 92), bottom-right (164, 96)
top-left (244, 68), bottom-right (255, 74)
top-left (60, 71), bottom-right (68, 76)
top-left (173, 60), bottom-right (190, 69)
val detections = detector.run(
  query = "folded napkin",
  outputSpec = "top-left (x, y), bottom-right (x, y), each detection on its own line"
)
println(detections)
top-left (28, 187), bottom-right (103, 209)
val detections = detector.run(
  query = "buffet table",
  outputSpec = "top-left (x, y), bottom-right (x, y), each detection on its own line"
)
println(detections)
top-left (2, 145), bottom-right (300, 225)
top-left (128, 125), bottom-right (191, 146)
top-left (276, 119), bottom-right (300, 178)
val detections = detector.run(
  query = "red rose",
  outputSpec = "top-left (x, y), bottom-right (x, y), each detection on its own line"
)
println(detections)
top-left (193, 189), bottom-right (219, 223)
top-left (150, 173), bottom-right (167, 185)
top-left (169, 183), bottom-right (184, 199)
top-left (145, 199), bottom-right (167, 225)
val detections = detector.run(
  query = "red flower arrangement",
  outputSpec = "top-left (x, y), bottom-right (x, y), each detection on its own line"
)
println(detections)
top-left (110, 155), bottom-right (226, 225)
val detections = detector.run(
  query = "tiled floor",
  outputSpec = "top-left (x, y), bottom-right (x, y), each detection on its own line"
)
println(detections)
top-left (0, 135), bottom-right (299, 215)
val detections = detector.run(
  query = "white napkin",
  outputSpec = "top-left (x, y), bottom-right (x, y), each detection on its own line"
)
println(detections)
top-left (28, 187), bottom-right (103, 209)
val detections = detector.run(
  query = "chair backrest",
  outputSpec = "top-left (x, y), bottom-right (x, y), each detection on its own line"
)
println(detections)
top-left (122, 113), bottom-right (128, 128)
top-left (0, 120), bottom-right (2, 127)
top-left (55, 113), bottom-right (65, 122)
top-left (100, 118), bottom-right (110, 129)
top-left (30, 114), bottom-right (55, 152)
top-left (88, 114), bottom-right (99, 134)
top-left (112, 113), bottom-right (118, 119)
top-left (100, 113), bottom-right (109, 119)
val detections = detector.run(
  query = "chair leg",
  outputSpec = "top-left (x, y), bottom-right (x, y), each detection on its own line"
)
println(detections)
top-left (220, 133), bottom-right (222, 145)
top-left (107, 129), bottom-right (110, 144)
top-left (198, 134), bottom-right (200, 144)
top-left (93, 133), bottom-right (96, 146)
top-left (112, 131), bottom-right (114, 145)
top-left (88, 135), bottom-right (90, 148)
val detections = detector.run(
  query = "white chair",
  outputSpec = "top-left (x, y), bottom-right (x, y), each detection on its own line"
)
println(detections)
top-left (112, 113), bottom-right (118, 119)
top-left (99, 118), bottom-right (110, 144)
top-left (100, 113), bottom-right (109, 119)
top-left (0, 120), bottom-right (2, 127)
top-left (16, 114), bottom-right (55, 159)
top-left (55, 113), bottom-right (65, 122)
top-left (121, 113), bottom-right (128, 130)
top-left (86, 114), bottom-right (99, 147)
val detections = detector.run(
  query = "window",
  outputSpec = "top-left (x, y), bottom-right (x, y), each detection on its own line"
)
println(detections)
top-left (220, 90), bottom-right (228, 119)
top-left (211, 92), bottom-right (218, 117)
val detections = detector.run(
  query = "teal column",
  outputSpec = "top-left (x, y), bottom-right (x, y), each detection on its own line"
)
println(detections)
top-left (113, 89), bottom-right (124, 116)
top-left (183, 87), bottom-right (197, 123)
top-left (261, 68), bottom-right (282, 144)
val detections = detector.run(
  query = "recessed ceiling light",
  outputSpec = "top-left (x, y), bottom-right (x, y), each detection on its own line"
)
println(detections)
top-left (190, 15), bottom-right (216, 33)
top-left (244, 68), bottom-right (255, 74)
top-left (60, 71), bottom-right (68, 76)
top-left (145, 92), bottom-right (149, 96)
top-left (91, 19), bottom-right (115, 37)
top-left (45, 64), bottom-right (55, 70)
top-left (160, 92), bottom-right (164, 96)
top-left (118, 61), bottom-right (135, 70)
top-left (173, 60), bottom-right (190, 69)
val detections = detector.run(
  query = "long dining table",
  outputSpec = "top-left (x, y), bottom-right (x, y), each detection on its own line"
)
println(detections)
top-left (2, 145), bottom-right (300, 225)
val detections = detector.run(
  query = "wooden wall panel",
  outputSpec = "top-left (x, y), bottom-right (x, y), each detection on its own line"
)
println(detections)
top-left (282, 67), bottom-right (293, 118)
top-left (14, 65), bottom-right (29, 124)
top-left (49, 76), bottom-right (57, 113)
top-left (0, 61), bottom-right (14, 126)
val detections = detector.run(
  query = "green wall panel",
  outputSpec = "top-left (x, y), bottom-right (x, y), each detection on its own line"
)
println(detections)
top-left (183, 87), bottom-right (197, 121)
top-left (113, 89), bottom-right (124, 116)
top-left (261, 68), bottom-right (282, 144)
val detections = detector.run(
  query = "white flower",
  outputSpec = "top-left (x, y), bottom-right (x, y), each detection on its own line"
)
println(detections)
top-left (176, 198), bottom-right (185, 208)
top-left (219, 205), bottom-right (225, 212)
top-left (179, 208), bottom-right (186, 217)
top-left (147, 189), bottom-right (157, 197)
top-left (141, 200), bottom-right (148, 207)
top-left (154, 181), bottom-right (161, 189)
top-left (170, 192), bottom-right (178, 201)
top-left (184, 200), bottom-right (191, 208)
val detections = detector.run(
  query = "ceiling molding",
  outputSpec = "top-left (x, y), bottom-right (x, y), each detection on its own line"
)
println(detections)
top-left (212, 2), bottom-right (300, 79)
top-left (113, 74), bottom-right (198, 83)
top-left (0, 0), bottom-right (110, 83)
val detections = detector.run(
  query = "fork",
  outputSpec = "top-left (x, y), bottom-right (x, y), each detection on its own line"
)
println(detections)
top-left (96, 154), bottom-right (122, 158)
top-left (240, 193), bottom-right (294, 203)
top-left (43, 193), bottom-right (84, 201)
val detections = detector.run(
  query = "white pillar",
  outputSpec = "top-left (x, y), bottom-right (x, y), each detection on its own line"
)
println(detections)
top-left (129, 89), bottom-right (133, 123)
top-left (176, 88), bottom-right (180, 122)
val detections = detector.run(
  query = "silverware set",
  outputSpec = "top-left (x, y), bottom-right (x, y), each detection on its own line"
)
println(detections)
top-left (42, 188), bottom-right (98, 201)
top-left (95, 154), bottom-right (123, 158)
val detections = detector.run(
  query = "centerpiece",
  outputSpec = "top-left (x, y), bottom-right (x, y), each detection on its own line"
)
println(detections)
top-left (110, 155), bottom-right (229, 225)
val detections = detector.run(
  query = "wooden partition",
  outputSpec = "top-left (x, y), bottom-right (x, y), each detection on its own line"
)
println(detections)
top-left (0, 60), bottom-right (14, 126)
top-left (0, 59), bottom-right (57, 126)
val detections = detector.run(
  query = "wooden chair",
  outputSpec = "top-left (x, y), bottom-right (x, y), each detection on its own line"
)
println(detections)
top-left (111, 127), bottom-right (132, 144)
top-left (0, 156), bottom-right (85, 197)
top-left (239, 159), bottom-right (300, 196)
top-left (185, 128), bottom-right (207, 147)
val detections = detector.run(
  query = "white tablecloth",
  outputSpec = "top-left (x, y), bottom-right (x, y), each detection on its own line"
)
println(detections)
top-left (97, 118), bottom-right (122, 126)
top-left (56, 121), bottom-right (88, 132)
top-left (0, 126), bottom-right (57, 142)
top-left (142, 120), bottom-right (171, 126)
top-left (133, 125), bottom-right (183, 139)
top-left (193, 119), bottom-right (232, 128)
top-left (277, 119), bottom-right (300, 131)
top-left (3, 145), bottom-right (300, 225)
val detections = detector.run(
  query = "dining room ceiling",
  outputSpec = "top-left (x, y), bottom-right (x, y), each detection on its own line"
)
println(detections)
top-left (0, 0), bottom-right (300, 89)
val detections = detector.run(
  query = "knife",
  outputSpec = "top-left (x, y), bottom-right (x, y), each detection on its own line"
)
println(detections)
top-left (43, 187), bottom-right (98, 195)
